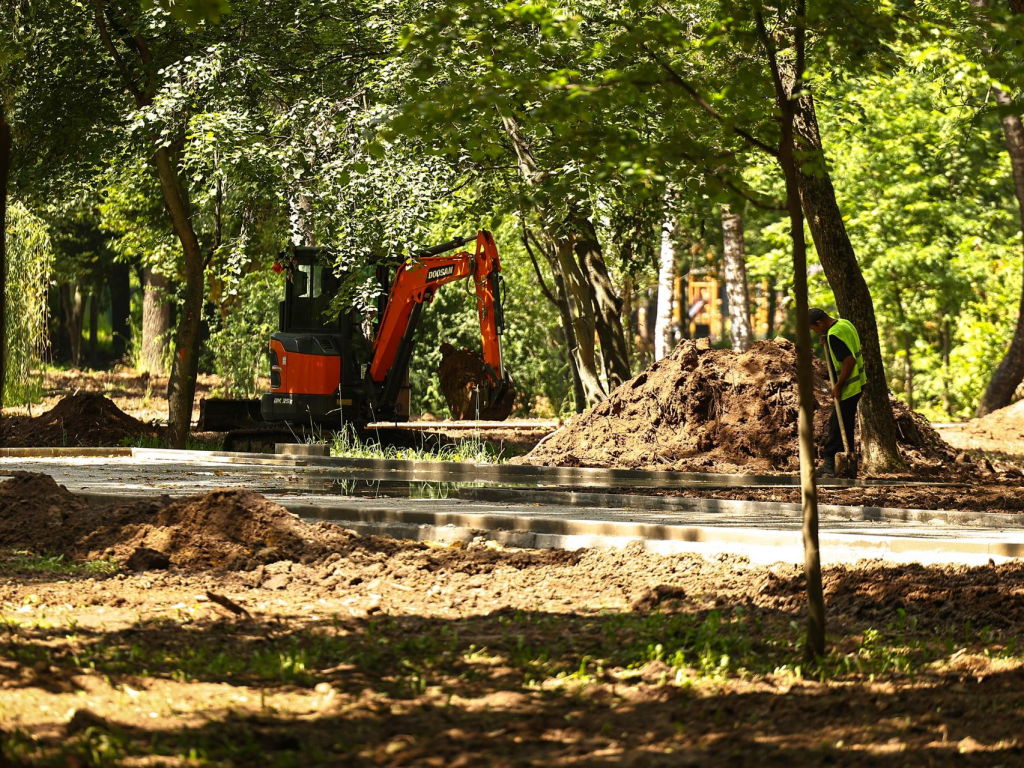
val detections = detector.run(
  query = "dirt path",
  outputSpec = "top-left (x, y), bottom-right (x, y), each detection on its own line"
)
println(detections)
top-left (1, 473), bottom-right (1023, 765)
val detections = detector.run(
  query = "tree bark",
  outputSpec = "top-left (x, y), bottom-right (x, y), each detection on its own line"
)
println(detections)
top-left (88, 290), bottom-right (99, 366)
top-left (792, 93), bottom-right (905, 473)
top-left (154, 146), bottom-right (205, 448)
top-left (93, 2), bottom-right (206, 447)
top-left (553, 235), bottom-right (606, 406)
top-left (0, 101), bottom-right (10, 412)
top-left (110, 263), bottom-right (131, 359)
top-left (141, 267), bottom-right (171, 374)
top-left (655, 214), bottom-right (676, 360)
top-left (500, 111), bottom-right (631, 390)
top-left (721, 205), bottom-right (753, 351)
top-left (60, 283), bottom-right (84, 367)
top-left (977, 93), bottom-right (1024, 415)
top-left (524, 230), bottom-right (586, 413)
top-left (757, 6), bottom-right (824, 660)
top-left (570, 215), bottom-right (631, 388)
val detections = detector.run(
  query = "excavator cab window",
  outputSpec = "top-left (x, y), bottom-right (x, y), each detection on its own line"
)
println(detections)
top-left (286, 261), bottom-right (341, 332)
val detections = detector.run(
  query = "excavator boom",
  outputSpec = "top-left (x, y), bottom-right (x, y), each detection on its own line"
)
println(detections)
top-left (370, 230), bottom-right (514, 419)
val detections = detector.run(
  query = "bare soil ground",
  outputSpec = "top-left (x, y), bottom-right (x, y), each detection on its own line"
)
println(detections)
top-left (3, 368), bottom-right (223, 427)
top-left (643, 482), bottom-right (1024, 513)
top-left (934, 400), bottom-right (1024, 460)
top-left (1, 472), bottom-right (1023, 765)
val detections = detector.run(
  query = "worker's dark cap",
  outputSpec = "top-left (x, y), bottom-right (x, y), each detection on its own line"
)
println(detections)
top-left (808, 308), bottom-right (830, 324)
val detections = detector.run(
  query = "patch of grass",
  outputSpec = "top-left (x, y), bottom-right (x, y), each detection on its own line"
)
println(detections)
top-left (330, 424), bottom-right (504, 463)
top-left (119, 435), bottom-right (224, 451)
top-left (0, 551), bottom-right (119, 576)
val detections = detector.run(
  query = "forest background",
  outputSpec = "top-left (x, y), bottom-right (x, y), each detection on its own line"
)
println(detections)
top-left (2, 0), bottom-right (1023, 434)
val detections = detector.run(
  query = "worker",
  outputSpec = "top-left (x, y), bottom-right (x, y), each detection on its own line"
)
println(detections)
top-left (808, 308), bottom-right (865, 478)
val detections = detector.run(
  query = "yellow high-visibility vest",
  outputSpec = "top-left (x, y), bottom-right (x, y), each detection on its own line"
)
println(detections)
top-left (827, 319), bottom-right (865, 400)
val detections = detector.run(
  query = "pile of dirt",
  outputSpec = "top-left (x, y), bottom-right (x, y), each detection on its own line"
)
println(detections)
top-left (521, 338), bottom-right (959, 474)
top-left (1, 392), bottom-right (160, 447)
top-left (933, 399), bottom-right (1024, 460)
top-left (0, 472), bottom-right (394, 570)
top-left (437, 342), bottom-right (515, 420)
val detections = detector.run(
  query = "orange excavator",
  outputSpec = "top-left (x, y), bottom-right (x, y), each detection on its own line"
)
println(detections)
top-left (258, 230), bottom-right (515, 427)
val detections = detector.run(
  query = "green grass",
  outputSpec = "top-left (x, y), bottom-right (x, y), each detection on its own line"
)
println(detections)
top-left (119, 434), bottom-right (224, 451)
top-left (329, 424), bottom-right (504, 463)
top-left (0, 551), bottom-right (120, 576)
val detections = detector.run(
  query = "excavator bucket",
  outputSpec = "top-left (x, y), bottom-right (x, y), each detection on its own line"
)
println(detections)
top-left (437, 343), bottom-right (516, 420)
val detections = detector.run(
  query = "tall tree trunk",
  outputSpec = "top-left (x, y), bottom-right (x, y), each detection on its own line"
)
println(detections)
top-left (141, 267), bottom-right (171, 374)
top-left (792, 93), bottom-right (905, 473)
top-left (941, 320), bottom-right (952, 418)
top-left (93, 3), bottom-right (205, 447)
top-left (0, 101), bottom-right (10, 412)
top-left (88, 291), bottom-right (99, 366)
top-left (110, 263), bottom-right (131, 359)
top-left (721, 205), bottom-right (753, 351)
top-left (60, 283), bottom-right (84, 367)
top-left (977, 94), bottom-right (1024, 416)
top-left (554, 270), bottom-right (587, 413)
top-left (568, 215), bottom-right (630, 388)
top-left (766, 278), bottom-right (778, 338)
top-left (154, 146), bottom-right (205, 449)
top-left (758, 7), bottom-right (824, 660)
top-left (553, 235), bottom-right (606, 406)
top-left (500, 111), bottom-right (630, 389)
top-left (655, 214), bottom-right (676, 360)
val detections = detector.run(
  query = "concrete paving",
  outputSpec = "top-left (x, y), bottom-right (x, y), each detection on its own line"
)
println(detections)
top-left (1, 455), bottom-right (1020, 567)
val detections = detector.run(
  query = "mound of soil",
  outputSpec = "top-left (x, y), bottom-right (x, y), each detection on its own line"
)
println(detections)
top-left (437, 342), bottom-right (514, 420)
top-left (933, 399), bottom-right (1024, 460)
top-left (0, 472), bottom-right (392, 570)
top-left (1, 392), bottom-right (160, 447)
top-left (521, 338), bottom-right (958, 474)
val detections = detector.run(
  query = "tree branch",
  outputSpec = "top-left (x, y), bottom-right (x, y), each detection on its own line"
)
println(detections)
top-left (642, 44), bottom-right (780, 158)
top-left (93, 0), bottom-right (144, 106)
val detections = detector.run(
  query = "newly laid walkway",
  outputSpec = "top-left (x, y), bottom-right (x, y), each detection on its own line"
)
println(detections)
top-left (1, 452), bottom-right (1019, 566)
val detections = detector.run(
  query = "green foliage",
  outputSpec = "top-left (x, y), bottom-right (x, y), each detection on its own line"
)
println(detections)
top-left (207, 268), bottom-right (277, 398)
top-left (4, 202), bottom-right (52, 405)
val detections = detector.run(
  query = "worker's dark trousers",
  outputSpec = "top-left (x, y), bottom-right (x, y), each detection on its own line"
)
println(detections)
top-left (823, 392), bottom-right (861, 462)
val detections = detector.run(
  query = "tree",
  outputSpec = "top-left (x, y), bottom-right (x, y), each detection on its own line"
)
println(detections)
top-left (721, 204), bottom-right (753, 351)
top-left (0, 99), bottom-right (10, 410)
top-left (655, 205), bottom-right (677, 361)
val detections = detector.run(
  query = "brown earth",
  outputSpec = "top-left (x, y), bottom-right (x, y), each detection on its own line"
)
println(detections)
top-left (935, 399), bottom-right (1024, 459)
top-left (641, 482), bottom-right (1024, 513)
top-left (2, 367), bottom-right (222, 426)
top-left (0, 392), bottom-right (161, 448)
top-left (522, 338), bottom-right (964, 476)
top-left (1, 473), bottom-right (1023, 764)
top-left (437, 342), bottom-right (515, 421)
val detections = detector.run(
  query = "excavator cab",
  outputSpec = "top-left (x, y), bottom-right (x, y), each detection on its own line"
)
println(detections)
top-left (259, 231), bottom-right (514, 428)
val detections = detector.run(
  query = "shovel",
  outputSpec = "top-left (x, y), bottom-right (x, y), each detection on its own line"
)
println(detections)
top-left (824, 350), bottom-right (858, 479)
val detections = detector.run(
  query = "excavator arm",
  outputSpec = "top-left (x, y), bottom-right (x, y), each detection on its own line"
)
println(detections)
top-left (370, 230), bottom-right (515, 419)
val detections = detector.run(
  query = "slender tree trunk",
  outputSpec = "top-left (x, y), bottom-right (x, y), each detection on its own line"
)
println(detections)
top-left (655, 214), bottom-right (676, 360)
top-left (978, 94), bottom-right (1024, 415)
top-left (88, 291), bottom-right (99, 366)
top-left (153, 146), bottom-right (205, 448)
top-left (554, 271), bottom-right (586, 413)
top-left (569, 215), bottom-right (631, 388)
top-left (500, 111), bottom-right (630, 389)
top-left (792, 93), bottom-right (905, 473)
top-left (766, 279), bottom-right (778, 338)
top-left (141, 267), bottom-right (171, 374)
top-left (0, 101), bottom-right (10, 412)
top-left (553, 235), bottom-right (606, 406)
top-left (60, 283), bottom-right (84, 367)
top-left (721, 205), bottom-right (753, 351)
top-left (758, 8), bottom-right (824, 660)
top-left (110, 263), bottom-right (131, 359)
top-left (941, 320), bottom-right (952, 418)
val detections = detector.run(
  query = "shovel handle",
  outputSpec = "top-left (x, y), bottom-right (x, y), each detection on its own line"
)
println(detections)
top-left (824, 347), bottom-right (852, 454)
